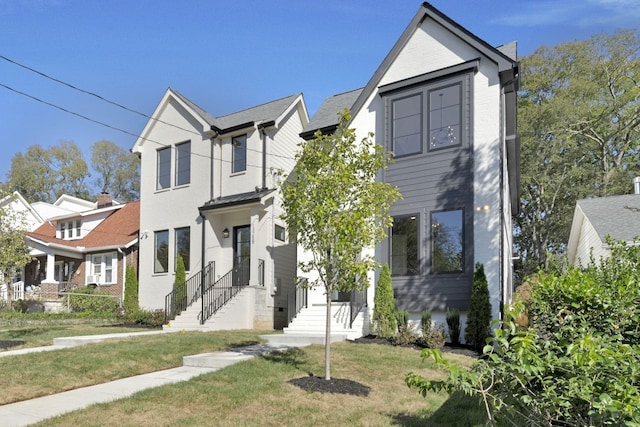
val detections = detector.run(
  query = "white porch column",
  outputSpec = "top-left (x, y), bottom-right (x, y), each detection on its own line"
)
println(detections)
top-left (250, 207), bottom-right (260, 287)
top-left (43, 252), bottom-right (56, 283)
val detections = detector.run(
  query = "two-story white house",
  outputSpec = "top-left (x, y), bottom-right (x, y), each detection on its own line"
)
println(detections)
top-left (132, 88), bottom-right (309, 330)
top-left (282, 2), bottom-right (520, 341)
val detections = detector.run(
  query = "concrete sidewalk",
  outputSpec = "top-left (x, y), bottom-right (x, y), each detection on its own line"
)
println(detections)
top-left (0, 332), bottom-right (304, 426)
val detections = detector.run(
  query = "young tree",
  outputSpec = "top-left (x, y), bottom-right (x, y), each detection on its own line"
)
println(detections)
top-left (0, 192), bottom-right (32, 305)
top-left (123, 263), bottom-right (139, 316)
top-left (372, 264), bottom-right (396, 338)
top-left (464, 263), bottom-right (492, 352)
top-left (281, 110), bottom-right (400, 380)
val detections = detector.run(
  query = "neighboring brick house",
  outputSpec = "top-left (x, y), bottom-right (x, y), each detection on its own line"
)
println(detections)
top-left (25, 196), bottom-right (139, 303)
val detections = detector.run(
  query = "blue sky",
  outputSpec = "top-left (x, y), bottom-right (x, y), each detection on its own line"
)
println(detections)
top-left (0, 0), bottom-right (637, 192)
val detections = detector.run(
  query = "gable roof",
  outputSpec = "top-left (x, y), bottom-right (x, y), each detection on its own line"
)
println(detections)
top-left (132, 89), bottom-right (306, 153)
top-left (26, 201), bottom-right (140, 252)
top-left (302, 2), bottom-right (519, 137)
top-left (300, 88), bottom-right (363, 139)
top-left (573, 195), bottom-right (640, 244)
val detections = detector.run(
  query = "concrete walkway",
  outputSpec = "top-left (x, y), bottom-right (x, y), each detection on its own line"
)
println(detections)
top-left (0, 331), bottom-right (305, 427)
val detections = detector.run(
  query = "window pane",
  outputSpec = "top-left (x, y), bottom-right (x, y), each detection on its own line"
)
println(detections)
top-left (157, 147), bottom-right (171, 190)
top-left (232, 135), bottom-right (247, 173)
top-left (429, 84), bottom-right (461, 150)
top-left (154, 230), bottom-right (169, 273)
top-left (175, 227), bottom-right (190, 271)
top-left (105, 255), bottom-right (113, 283)
top-left (431, 210), bottom-right (463, 273)
top-left (175, 141), bottom-right (191, 186)
top-left (392, 94), bottom-right (422, 156)
top-left (76, 220), bottom-right (81, 237)
top-left (275, 225), bottom-right (286, 242)
top-left (391, 215), bottom-right (419, 275)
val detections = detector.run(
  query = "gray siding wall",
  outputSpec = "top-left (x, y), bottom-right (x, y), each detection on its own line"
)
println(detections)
top-left (381, 72), bottom-right (474, 312)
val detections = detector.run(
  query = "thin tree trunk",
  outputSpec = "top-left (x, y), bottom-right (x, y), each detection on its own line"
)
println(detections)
top-left (325, 290), bottom-right (331, 380)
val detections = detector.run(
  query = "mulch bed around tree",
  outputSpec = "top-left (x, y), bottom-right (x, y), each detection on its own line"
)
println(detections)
top-left (0, 340), bottom-right (26, 350)
top-left (289, 375), bottom-right (371, 396)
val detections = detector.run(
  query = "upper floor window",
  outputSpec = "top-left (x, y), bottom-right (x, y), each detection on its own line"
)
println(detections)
top-left (429, 83), bottom-right (461, 150)
top-left (390, 214), bottom-right (419, 276)
top-left (175, 141), bottom-right (191, 186)
top-left (431, 209), bottom-right (464, 273)
top-left (385, 73), bottom-right (469, 157)
top-left (392, 94), bottom-right (422, 156)
top-left (157, 147), bottom-right (171, 190)
top-left (58, 220), bottom-right (82, 240)
top-left (232, 135), bottom-right (247, 173)
top-left (275, 224), bottom-right (286, 242)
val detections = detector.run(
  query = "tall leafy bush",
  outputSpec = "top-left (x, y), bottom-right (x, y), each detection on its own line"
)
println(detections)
top-left (123, 263), bottom-right (138, 315)
top-left (407, 240), bottom-right (640, 426)
top-left (372, 264), bottom-right (396, 337)
top-left (464, 263), bottom-right (491, 351)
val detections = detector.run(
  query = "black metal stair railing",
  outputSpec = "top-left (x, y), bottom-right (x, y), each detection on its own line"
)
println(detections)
top-left (198, 265), bottom-right (248, 324)
top-left (164, 261), bottom-right (215, 323)
top-left (349, 288), bottom-right (367, 328)
top-left (287, 282), bottom-right (308, 325)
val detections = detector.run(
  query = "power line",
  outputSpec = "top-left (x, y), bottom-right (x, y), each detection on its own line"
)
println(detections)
top-left (0, 54), bottom-right (201, 137)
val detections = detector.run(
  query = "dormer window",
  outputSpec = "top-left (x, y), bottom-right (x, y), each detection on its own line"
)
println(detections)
top-left (58, 220), bottom-right (82, 240)
top-left (60, 222), bottom-right (66, 239)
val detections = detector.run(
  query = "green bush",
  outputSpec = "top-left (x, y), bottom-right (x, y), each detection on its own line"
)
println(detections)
top-left (464, 263), bottom-right (492, 352)
top-left (126, 308), bottom-right (165, 328)
top-left (445, 308), bottom-right (461, 345)
top-left (64, 288), bottom-right (120, 314)
top-left (417, 311), bottom-right (445, 349)
top-left (392, 309), bottom-right (416, 345)
top-left (407, 240), bottom-right (640, 426)
top-left (420, 310), bottom-right (432, 335)
top-left (123, 263), bottom-right (139, 315)
top-left (372, 264), bottom-right (396, 338)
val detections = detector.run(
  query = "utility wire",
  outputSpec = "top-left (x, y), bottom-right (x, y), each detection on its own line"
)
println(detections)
top-left (0, 82), bottom-right (282, 171)
top-left (0, 54), bottom-right (200, 137)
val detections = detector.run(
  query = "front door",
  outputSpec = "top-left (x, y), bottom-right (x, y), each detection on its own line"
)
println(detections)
top-left (233, 225), bottom-right (251, 286)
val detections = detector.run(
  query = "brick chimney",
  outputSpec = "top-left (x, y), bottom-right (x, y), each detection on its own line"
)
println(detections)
top-left (97, 192), bottom-right (113, 209)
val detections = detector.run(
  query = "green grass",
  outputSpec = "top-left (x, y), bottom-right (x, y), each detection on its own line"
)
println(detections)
top-left (27, 339), bottom-right (486, 426)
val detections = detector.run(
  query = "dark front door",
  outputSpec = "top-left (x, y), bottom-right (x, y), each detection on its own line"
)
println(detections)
top-left (233, 225), bottom-right (251, 286)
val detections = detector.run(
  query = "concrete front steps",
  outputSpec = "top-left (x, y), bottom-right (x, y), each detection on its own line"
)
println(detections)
top-left (279, 302), bottom-right (368, 342)
top-left (164, 287), bottom-right (253, 332)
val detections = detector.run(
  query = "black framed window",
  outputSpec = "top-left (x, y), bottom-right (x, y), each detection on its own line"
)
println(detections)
top-left (157, 147), bottom-right (171, 190)
top-left (154, 230), bottom-right (169, 274)
top-left (275, 224), bottom-right (286, 242)
top-left (175, 141), bottom-right (191, 186)
top-left (232, 135), bottom-right (247, 173)
top-left (392, 93), bottom-right (422, 156)
top-left (175, 227), bottom-right (190, 271)
top-left (390, 214), bottom-right (419, 276)
top-left (431, 210), bottom-right (464, 273)
top-left (429, 83), bottom-right (462, 150)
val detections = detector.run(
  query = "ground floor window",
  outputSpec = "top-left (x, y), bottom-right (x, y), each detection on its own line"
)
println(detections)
top-left (431, 209), bottom-right (464, 273)
top-left (154, 230), bottom-right (169, 273)
top-left (175, 227), bottom-right (190, 271)
top-left (87, 252), bottom-right (117, 284)
top-left (390, 214), bottom-right (419, 276)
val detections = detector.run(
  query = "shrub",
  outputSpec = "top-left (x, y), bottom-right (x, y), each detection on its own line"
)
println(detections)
top-left (420, 310), bottom-right (432, 336)
top-left (417, 310), bottom-right (445, 349)
top-left (127, 308), bottom-right (165, 328)
top-left (445, 308), bottom-right (461, 345)
top-left (392, 309), bottom-right (416, 345)
top-left (464, 263), bottom-right (492, 352)
top-left (407, 240), bottom-right (640, 426)
top-left (372, 264), bottom-right (396, 338)
top-left (123, 263), bottom-right (139, 315)
top-left (64, 288), bottom-right (119, 314)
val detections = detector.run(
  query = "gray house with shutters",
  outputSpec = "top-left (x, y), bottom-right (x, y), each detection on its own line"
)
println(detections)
top-left (284, 2), bottom-right (520, 341)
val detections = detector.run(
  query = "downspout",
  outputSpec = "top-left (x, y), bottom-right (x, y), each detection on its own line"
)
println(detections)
top-left (200, 211), bottom-right (206, 325)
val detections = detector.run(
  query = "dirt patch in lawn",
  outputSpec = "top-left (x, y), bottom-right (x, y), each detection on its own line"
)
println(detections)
top-left (289, 375), bottom-right (371, 396)
top-left (0, 340), bottom-right (26, 350)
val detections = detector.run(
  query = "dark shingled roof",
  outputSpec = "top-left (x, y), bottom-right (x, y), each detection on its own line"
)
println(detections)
top-left (300, 88), bottom-right (363, 139)
top-left (199, 189), bottom-right (275, 211)
top-left (171, 89), bottom-right (301, 133)
top-left (577, 194), bottom-right (640, 242)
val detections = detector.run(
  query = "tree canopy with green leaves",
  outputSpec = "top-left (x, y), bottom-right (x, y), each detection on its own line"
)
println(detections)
top-left (516, 29), bottom-right (640, 280)
top-left (0, 191), bottom-right (32, 302)
top-left (281, 110), bottom-right (401, 380)
top-left (7, 140), bottom-right (139, 203)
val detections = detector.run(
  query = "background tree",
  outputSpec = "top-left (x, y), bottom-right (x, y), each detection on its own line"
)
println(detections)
top-left (91, 140), bottom-right (140, 201)
top-left (516, 30), bottom-right (640, 280)
top-left (281, 110), bottom-right (400, 380)
top-left (7, 141), bottom-right (90, 203)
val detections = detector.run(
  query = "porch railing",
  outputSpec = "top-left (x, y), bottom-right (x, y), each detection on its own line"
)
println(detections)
top-left (165, 261), bottom-right (215, 323)
top-left (287, 282), bottom-right (308, 325)
top-left (198, 267), bottom-right (247, 324)
top-left (349, 288), bottom-right (367, 328)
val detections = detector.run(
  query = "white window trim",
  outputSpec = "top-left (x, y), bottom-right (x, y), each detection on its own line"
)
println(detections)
top-left (86, 252), bottom-right (118, 285)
